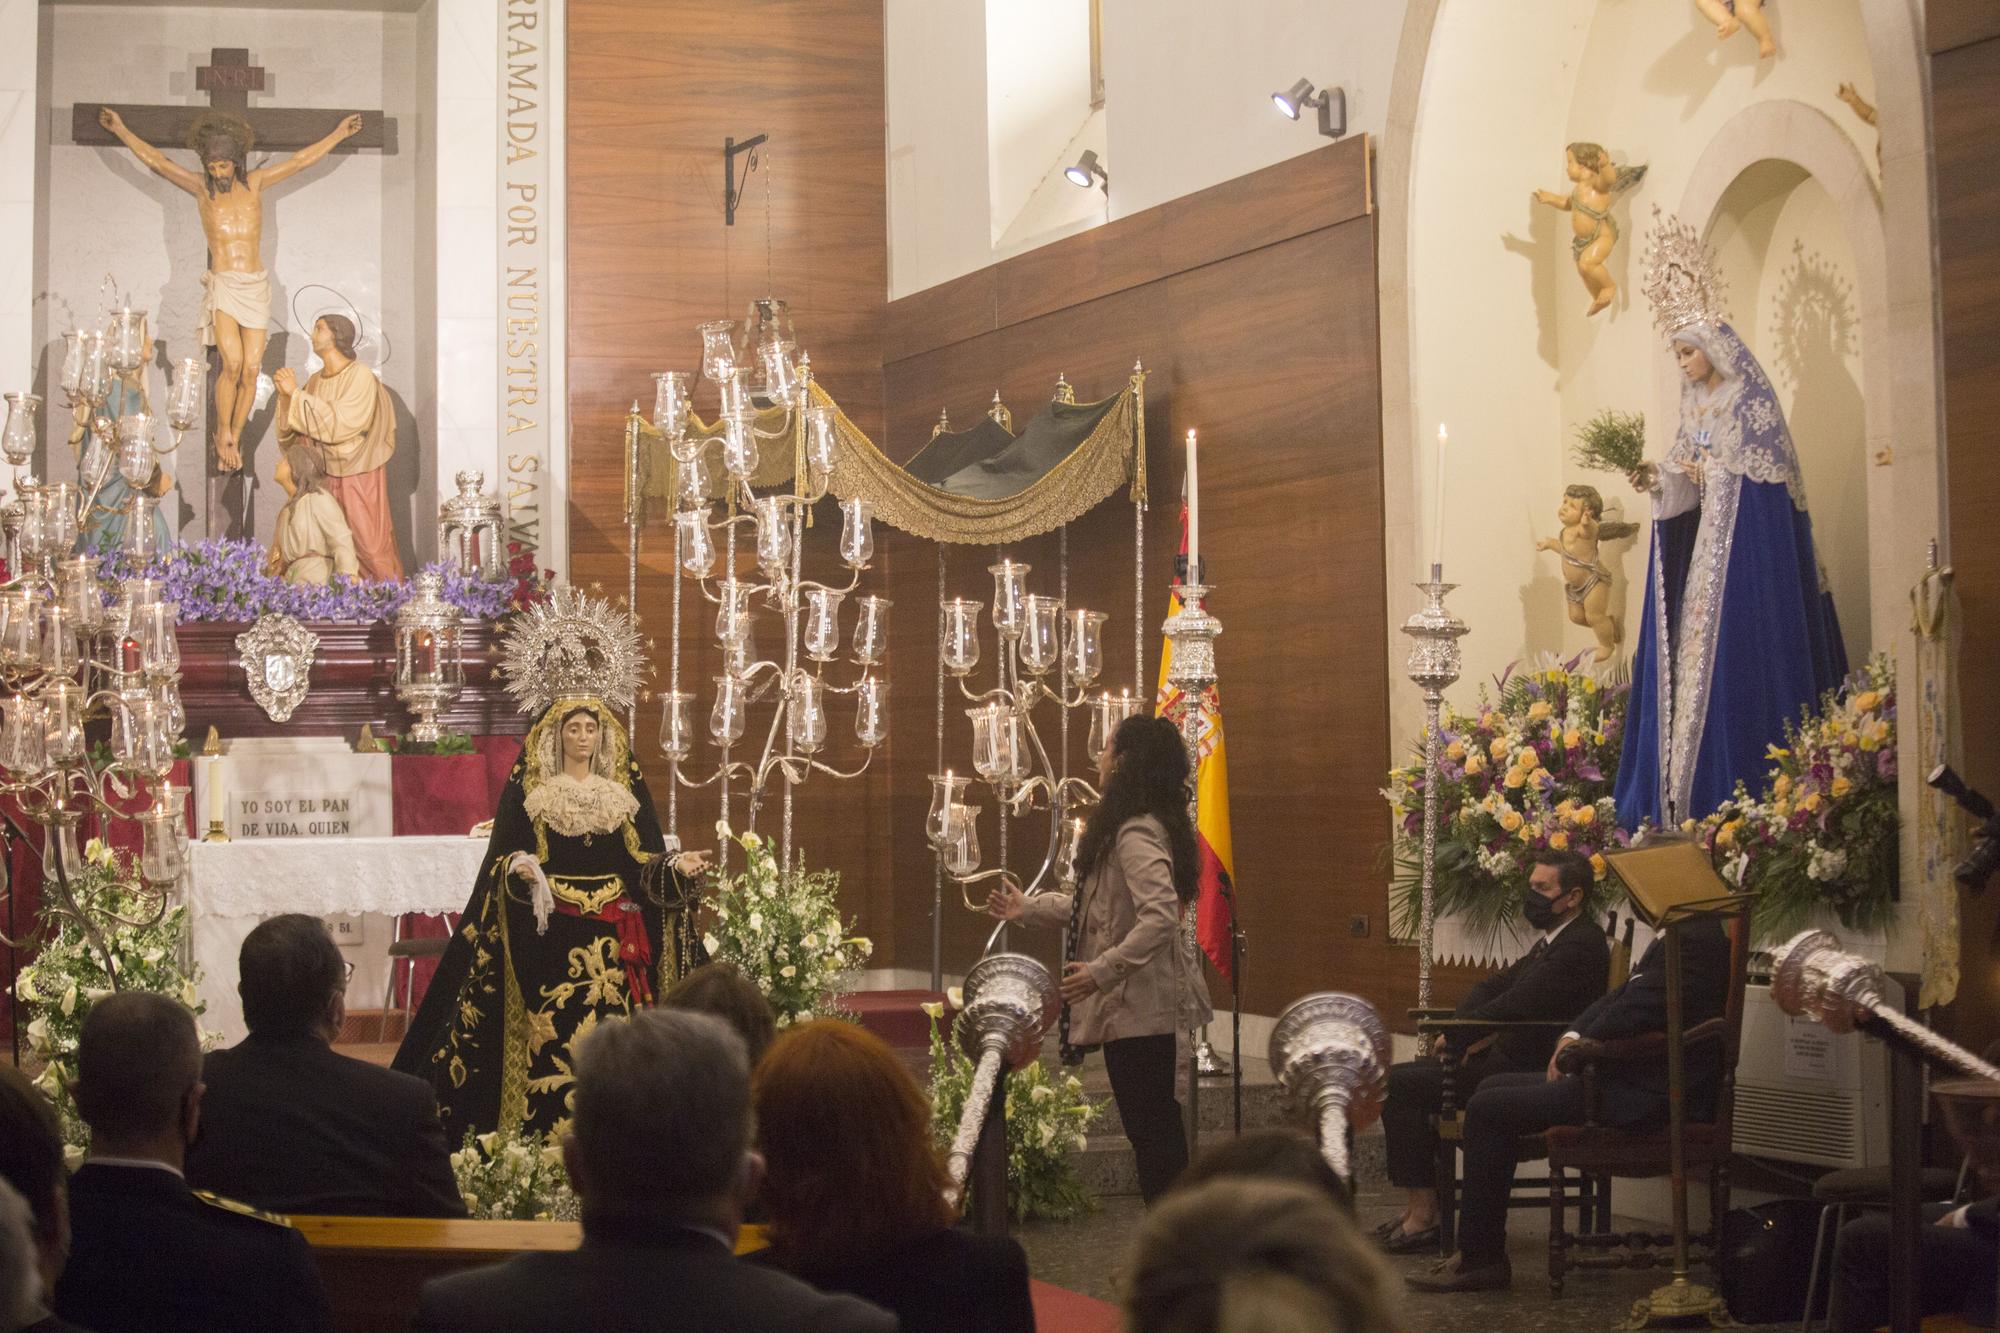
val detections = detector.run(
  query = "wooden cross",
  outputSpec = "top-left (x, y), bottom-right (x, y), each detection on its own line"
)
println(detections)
top-left (68, 47), bottom-right (397, 153)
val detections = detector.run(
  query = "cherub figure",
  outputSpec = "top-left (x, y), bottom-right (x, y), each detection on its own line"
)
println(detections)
top-left (1533, 143), bottom-right (1648, 316)
top-left (1693, 0), bottom-right (1777, 59)
top-left (1837, 82), bottom-right (1881, 167)
top-left (1537, 484), bottom-right (1639, 662)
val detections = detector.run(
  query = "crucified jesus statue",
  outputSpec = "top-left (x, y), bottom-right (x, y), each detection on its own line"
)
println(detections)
top-left (96, 106), bottom-right (362, 472)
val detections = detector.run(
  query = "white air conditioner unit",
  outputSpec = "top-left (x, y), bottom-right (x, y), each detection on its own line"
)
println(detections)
top-left (1731, 977), bottom-right (1897, 1170)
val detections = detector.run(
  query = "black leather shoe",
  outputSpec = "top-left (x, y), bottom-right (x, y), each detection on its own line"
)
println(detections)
top-left (1407, 1254), bottom-right (1513, 1293)
top-left (1381, 1223), bottom-right (1441, 1254)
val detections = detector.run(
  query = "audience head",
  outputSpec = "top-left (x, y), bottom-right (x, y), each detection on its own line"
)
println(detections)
top-left (71, 991), bottom-right (203, 1160)
top-left (567, 1009), bottom-right (754, 1223)
top-left (238, 913), bottom-right (348, 1039)
top-left (1124, 1178), bottom-right (1403, 1333)
top-left (1175, 1129), bottom-right (1351, 1214)
top-left (1525, 848), bottom-right (1592, 931)
top-left (752, 1019), bottom-right (952, 1271)
top-left (0, 1179), bottom-right (40, 1332)
top-left (663, 961), bottom-right (777, 1067)
top-left (0, 1067), bottom-right (66, 1297)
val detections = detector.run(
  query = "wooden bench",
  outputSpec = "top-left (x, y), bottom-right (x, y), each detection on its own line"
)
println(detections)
top-left (296, 1215), bottom-right (767, 1333)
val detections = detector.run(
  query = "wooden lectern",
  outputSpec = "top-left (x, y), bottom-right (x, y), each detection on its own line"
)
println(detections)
top-left (1602, 838), bottom-right (1749, 1329)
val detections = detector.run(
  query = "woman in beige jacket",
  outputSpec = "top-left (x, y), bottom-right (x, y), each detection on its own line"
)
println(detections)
top-left (989, 714), bottom-right (1211, 1202)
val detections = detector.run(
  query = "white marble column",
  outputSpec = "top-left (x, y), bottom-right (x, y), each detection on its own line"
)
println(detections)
top-left (433, 0), bottom-right (502, 509)
top-left (0, 0), bottom-right (37, 383)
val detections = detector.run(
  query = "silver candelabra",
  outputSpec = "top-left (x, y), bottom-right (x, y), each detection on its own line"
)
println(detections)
top-left (1162, 582), bottom-right (1228, 1076)
top-left (1399, 563), bottom-right (1467, 1010)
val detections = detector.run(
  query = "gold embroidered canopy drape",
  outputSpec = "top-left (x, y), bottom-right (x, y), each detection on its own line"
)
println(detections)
top-left (629, 368), bottom-right (1147, 545)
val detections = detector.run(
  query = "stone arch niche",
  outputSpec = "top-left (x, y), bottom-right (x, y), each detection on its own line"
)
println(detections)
top-left (1375, 0), bottom-right (1943, 965)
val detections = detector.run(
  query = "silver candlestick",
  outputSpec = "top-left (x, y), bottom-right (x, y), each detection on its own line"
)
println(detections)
top-left (1163, 583), bottom-right (1229, 1078)
top-left (1267, 992), bottom-right (1391, 1182)
top-left (1399, 564), bottom-right (1467, 1011)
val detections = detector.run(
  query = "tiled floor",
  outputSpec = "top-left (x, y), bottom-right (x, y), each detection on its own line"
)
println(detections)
top-left (1017, 1186), bottom-right (1799, 1330)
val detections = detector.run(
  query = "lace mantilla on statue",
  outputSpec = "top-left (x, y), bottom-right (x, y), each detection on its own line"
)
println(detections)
top-left (1665, 321), bottom-right (1807, 509)
top-left (522, 772), bottom-right (640, 838)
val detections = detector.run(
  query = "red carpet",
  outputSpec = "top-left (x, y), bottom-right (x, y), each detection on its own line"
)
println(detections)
top-left (1031, 1279), bottom-right (1120, 1333)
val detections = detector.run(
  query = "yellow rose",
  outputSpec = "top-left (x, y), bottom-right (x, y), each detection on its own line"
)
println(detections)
top-left (1504, 767), bottom-right (1526, 789)
top-left (1799, 792), bottom-right (1822, 813)
top-left (1517, 749), bottom-right (1540, 771)
top-left (1831, 776), bottom-right (1852, 799)
top-left (1527, 701), bottom-right (1553, 723)
top-left (1715, 819), bottom-right (1741, 849)
top-left (1499, 810), bottom-right (1523, 833)
top-left (1489, 737), bottom-right (1510, 761)
top-left (1571, 804), bottom-right (1597, 827)
top-left (1549, 831), bottom-right (1570, 850)
top-left (1465, 754), bottom-right (1486, 776)
top-left (1590, 853), bottom-right (1608, 877)
top-left (1446, 739), bottom-right (1467, 762)
top-left (1773, 799), bottom-right (1792, 820)
top-left (1773, 774), bottom-right (1793, 797)
top-left (1563, 728), bottom-right (1582, 749)
top-left (1851, 690), bottom-right (1881, 714)
top-left (1582, 676), bottom-right (1599, 694)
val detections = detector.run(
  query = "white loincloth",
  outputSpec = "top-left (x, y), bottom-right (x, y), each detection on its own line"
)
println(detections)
top-left (200, 269), bottom-right (272, 345)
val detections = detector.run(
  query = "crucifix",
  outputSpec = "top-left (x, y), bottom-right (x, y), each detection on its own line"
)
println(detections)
top-left (68, 48), bottom-right (397, 538)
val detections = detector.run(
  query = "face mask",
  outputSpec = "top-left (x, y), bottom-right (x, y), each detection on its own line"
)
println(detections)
top-left (1522, 887), bottom-right (1562, 932)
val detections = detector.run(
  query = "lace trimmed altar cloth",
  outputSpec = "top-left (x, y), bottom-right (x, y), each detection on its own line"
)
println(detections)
top-left (188, 836), bottom-right (486, 1043)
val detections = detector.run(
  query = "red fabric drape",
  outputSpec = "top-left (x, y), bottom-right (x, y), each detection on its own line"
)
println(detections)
top-left (388, 737), bottom-right (518, 1009)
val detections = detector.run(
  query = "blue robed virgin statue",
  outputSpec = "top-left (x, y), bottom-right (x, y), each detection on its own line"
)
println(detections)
top-left (1613, 211), bottom-right (1848, 829)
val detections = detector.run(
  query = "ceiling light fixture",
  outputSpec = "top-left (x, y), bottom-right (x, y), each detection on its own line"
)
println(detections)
top-left (1271, 78), bottom-right (1346, 139)
top-left (1064, 149), bottom-right (1108, 191)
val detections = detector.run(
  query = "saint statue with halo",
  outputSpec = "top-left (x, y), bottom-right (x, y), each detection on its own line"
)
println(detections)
top-left (1613, 209), bottom-right (1847, 830)
top-left (393, 586), bottom-right (711, 1140)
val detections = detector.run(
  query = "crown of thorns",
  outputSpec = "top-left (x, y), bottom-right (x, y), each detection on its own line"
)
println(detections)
top-left (187, 111), bottom-right (256, 160)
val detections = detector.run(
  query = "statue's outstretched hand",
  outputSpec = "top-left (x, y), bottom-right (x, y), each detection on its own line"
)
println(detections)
top-left (338, 113), bottom-right (364, 140)
top-left (672, 849), bottom-right (711, 877)
top-left (98, 107), bottom-right (123, 134)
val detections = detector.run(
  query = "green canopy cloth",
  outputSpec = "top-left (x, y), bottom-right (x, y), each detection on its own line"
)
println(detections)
top-left (628, 368), bottom-right (1147, 546)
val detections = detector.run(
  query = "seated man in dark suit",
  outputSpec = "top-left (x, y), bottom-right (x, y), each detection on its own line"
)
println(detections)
top-left (187, 913), bottom-right (465, 1218)
top-left (413, 1009), bottom-right (896, 1332)
top-left (1376, 850), bottom-right (1609, 1252)
top-left (54, 991), bottom-right (333, 1332)
top-left (1409, 913), bottom-right (1732, 1293)
top-left (1832, 1193), bottom-right (1997, 1331)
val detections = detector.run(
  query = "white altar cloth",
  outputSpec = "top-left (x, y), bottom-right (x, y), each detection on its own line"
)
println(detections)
top-left (188, 836), bottom-right (486, 1044)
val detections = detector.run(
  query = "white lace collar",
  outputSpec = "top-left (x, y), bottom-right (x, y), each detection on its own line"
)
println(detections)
top-left (523, 772), bottom-right (639, 837)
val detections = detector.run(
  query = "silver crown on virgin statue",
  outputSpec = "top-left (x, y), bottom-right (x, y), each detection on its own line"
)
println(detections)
top-left (499, 582), bottom-right (646, 717)
top-left (1640, 206), bottom-right (1730, 340)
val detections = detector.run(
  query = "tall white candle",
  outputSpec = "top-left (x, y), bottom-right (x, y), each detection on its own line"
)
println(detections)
top-left (1185, 428), bottom-right (1200, 581)
top-left (1430, 423), bottom-right (1448, 574)
top-left (206, 752), bottom-right (224, 828)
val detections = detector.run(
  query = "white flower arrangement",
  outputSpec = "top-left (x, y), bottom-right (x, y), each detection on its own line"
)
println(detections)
top-left (704, 823), bottom-right (871, 1027)
top-left (925, 1006), bottom-right (1103, 1222)
top-left (450, 1128), bottom-right (580, 1220)
top-left (13, 838), bottom-right (214, 1150)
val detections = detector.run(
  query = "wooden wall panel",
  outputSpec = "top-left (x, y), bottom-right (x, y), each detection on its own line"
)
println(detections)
top-left (881, 143), bottom-right (1409, 1017)
top-left (566, 0), bottom-right (892, 935)
top-left (1935, 36), bottom-right (2000, 1060)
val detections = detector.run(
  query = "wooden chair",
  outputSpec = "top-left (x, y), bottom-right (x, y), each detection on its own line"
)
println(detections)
top-left (1413, 912), bottom-right (1635, 1255)
top-left (1542, 901), bottom-right (1752, 1297)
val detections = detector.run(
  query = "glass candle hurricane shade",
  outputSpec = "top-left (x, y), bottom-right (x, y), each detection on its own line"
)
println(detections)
top-left (658, 690), bottom-right (695, 762)
top-left (944, 803), bottom-right (982, 876)
top-left (167, 358), bottom-right (203, 432)
top-left (105, 308), bottom-right (147, 373)
top-left (678, 450), bottom-right (714, 506)
top-left (838, 499), bottom-right (874, 569)
top-left (1064, 609), bottom-right (1107, 685)
top-left (715, 579), bottom-right (753, 647)
top-left (1087, 690), bottom-right (1142, 763)
top-left (651, 371), bottom-right (691, 444)
top-left (699, 321), bottom-right (738, 383)
top-left (754, 496), bottom-right (792, 575)
top-left (140, 802), bottom-right (183, 885)
top-left (941, 599), bottom-right (983, 676)
top-left (788, 672), bottom-right (828, 755)
top-left (721, 416), bottom-right (759, 481)
top-left (855, 675), bottom-right (889, 747)
top-left (117, 417), bottom-right (156, 485)
top-left (803, 586), bottom-right (845, 662)
top-left (988, 560), bottom-right (1029, 635)
top-left (0, 695), bottom-right (45, 773)
top-left (676, 510), bottom-right (717, 579)
top-left (1019, 595), bottom-right (1062, 675)
top-left (41, 679), bottom-right (84, 765)
top-left (926, 772), bottom-right (972, 849)
top-left (709, 673), bottom-right (747, 746)
top-left (851, 595), bottom-right (890, 666)
top-left (806, 405), bottom-right (838, 480)
top-left (719, 368), bottom-right (756, 419)
top-left (1, 392), bottom-right (40, 465)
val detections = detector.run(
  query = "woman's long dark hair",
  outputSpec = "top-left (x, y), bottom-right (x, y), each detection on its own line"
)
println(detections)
top-left (1075, 714), bottom-right (1199, 903)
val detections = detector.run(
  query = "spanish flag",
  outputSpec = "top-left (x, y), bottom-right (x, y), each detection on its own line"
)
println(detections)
top-left (1155, 492), bottom-right (1235, 981)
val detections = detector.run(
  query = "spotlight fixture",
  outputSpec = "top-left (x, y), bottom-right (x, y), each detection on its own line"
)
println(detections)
top-left (1271, 77), bottom-right (1346, 139)
top-left (1064, 149), bottom-right (1108, 191)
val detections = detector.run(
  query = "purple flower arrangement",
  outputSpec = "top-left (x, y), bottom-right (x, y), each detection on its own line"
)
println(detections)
top-left (94, 538), bottom-right (515, 625)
